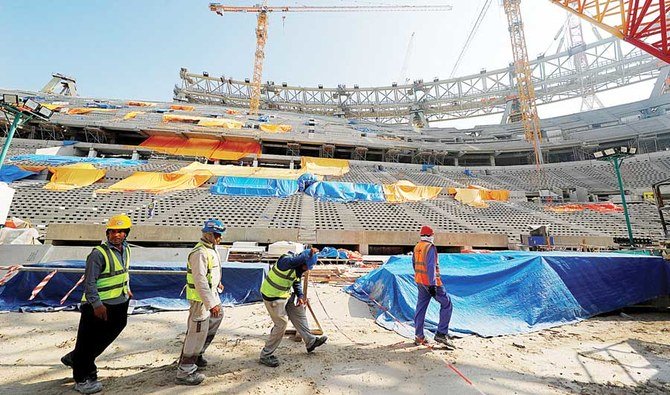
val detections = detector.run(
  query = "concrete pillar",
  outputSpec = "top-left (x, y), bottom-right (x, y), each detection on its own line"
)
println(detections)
top-left (489, 155), bottom-right (496, 166)
top-left (252, 158), bottom-right (258, 167)
top-left (358, 244), bottom-right (369, 255)
top-left (289, 161), bottom-right (295, 170)
top-left (453, 157), bottom-right (459, 167)
top-left (131, 150), bottom-right (139, 160)
top-left (87, 148), bottom-right (97, 158)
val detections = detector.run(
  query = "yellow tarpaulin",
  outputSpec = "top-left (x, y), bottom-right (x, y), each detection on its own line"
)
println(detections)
top-left (96, 172), bottom-right (210, 194)
top-left (454, 188), bottom-right (489, 208)
top-left (127, 101), bottom-right (156, 107)
top-left (300, 157), bottom-right (350, 176)
top-left (197, 118), bottom-right (244, 129)
top-left (383, 180), bottom-right (442, 203)
top-left (123, 111), bottom-right (144, 120)
top-left (161, 114), bottom-right (244, 129)
top-left (66, 108), bottom-right (116, 115)
top-left (175, 162), bottom-right (322, 180)
top-left (259, 124), bottom-right (293, 133)
top-left (44, 163), bottom-right (106, 191)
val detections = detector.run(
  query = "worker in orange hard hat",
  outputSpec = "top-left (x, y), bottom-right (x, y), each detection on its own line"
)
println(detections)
top-left (61, 214), bottom-right (134, 394)
top-left (413, 225), bottom-right (455, 350)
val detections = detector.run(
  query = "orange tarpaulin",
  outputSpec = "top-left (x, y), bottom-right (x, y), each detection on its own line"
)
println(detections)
top-left (169, 105), bottom-right (195, 111)
top-left (96, 172), bottom-right (210, 194)
top-left (127, 101), bottom-right (156, 107)
top-left (19, 165), bottom-right (47, 172)
top-left (140, 135), bottom-right (261, 160)
top-left (123, 111), bottom-right (144, 120)
top-left (44, 163), bottom-right (106, 191)
top-left (67, 108), bottom-right (116, 115)
top-left (161, 114), bottom-right (244, 129)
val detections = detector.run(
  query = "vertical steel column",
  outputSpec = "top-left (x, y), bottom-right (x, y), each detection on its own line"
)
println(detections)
top-left (0, 113), bottom-right (24, 168)
top-left (611, 156), bottom-right (635, 246)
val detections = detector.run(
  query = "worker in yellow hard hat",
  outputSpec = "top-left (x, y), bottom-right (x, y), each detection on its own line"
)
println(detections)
top-left (61, 214), bottom-right (134, 394)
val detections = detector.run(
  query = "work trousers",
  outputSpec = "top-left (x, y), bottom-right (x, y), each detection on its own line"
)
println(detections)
top-left (177, 301), bottom-right (223, 377)
top-left (71, 301), bottom-right (129, 383)
top-left (414, 284), bottom-right (453, 338)
top-left (260, 294), bottom-right (316, 358)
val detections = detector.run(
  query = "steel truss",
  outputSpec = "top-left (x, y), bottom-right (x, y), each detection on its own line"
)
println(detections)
top-left (175, 37), bottom-right (662, 124)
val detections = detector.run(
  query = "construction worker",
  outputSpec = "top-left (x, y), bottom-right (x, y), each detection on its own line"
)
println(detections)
top-left (60, 214), bottom-right (134, 394)
top-left (258, 246), bottom-right (327, 367)
top-left (176, 219), bottom-right (226, 385)
top-left (413, 225), bottom-right (455, 349)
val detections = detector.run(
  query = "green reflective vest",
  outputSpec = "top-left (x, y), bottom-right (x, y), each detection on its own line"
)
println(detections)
top-left (186, 242), bottom-right (214, 302)
top-left (260, 257), bottom-right (297, 299)
top-left (82, 244), bottom-right (130, 302)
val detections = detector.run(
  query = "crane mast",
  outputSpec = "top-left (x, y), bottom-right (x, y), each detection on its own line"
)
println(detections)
top-left (503, 0), bottom-right (543, 166)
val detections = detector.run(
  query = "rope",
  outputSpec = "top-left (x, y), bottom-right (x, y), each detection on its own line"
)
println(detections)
top-left (311, 282), bottom-right (372, 346)
top-left (352, 283), bottom-right (486, 394)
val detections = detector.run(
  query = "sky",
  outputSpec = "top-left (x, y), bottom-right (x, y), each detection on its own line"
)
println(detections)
top-left (0, 0), bottom-right (657, 128)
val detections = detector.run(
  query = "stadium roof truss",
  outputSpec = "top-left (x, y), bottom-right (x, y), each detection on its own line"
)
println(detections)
top-left (175, 37), bottom-right (662, 124)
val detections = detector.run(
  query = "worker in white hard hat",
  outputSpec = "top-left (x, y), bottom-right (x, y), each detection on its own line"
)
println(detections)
top-left (61, 214), bottom-right (134, 394)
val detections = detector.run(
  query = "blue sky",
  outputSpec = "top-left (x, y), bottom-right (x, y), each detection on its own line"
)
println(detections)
top-left (0, 1), bottom-right (655, 127)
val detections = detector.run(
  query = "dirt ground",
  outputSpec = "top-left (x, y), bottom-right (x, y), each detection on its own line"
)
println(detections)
top-left (1, 283), bottom-right (669, 395)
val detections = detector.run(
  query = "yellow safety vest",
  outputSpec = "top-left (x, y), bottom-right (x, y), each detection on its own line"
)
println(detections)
top-left (82, 244), bottom-right (130, 302)
top-left (186, 242), bottom-right (215, 302)
top-left (260, 257), bottom-right (297, 299)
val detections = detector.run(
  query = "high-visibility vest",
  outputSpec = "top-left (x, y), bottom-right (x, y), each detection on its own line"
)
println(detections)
top-left (82, 244), bottom-right (130, 302)
top-left (413, 241), bottom-right (442, 286)
top-left (186, 242), bottom-right (215, 302)
top-left (260, 256), bottom-right (297, 299)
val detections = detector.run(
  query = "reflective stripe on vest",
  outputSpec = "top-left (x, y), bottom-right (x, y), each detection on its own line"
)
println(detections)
top-left (186, 242), bottom-right (214, 302)
top-left (82, 244), bottom-right (130, 302)
top-left (413, 241), bottom-right (442, 286)
top-left (260, 258), bottom-right (296, 299)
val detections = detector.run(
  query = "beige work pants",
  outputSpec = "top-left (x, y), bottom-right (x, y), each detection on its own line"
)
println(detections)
top-left (177, 301), bottom-right (223, 377)
top-left (260, 294), bottom-right (316, 358)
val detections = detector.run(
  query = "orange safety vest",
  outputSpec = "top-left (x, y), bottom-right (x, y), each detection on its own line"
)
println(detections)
top-left (413, 241), bottom-right (442, 286)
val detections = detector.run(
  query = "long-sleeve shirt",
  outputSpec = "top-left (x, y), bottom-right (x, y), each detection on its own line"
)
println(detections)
top-left (188, 239), bottom-right (222, 311)
top-left (83, 241), bottom-right (130, 308)
top-left (263, 249), bottom-right (316, 301)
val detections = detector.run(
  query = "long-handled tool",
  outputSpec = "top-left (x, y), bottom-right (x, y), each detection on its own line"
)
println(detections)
top-left (286, 270), bottom-right (324, 336)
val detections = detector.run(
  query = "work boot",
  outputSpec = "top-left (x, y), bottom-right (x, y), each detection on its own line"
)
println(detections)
top-left (60, 351), bottom-right (73, 367)
top-left (195, 355), bottom-right (208, 369)
top-left (259, 354), bottom-right (280, 368)
top-left (175, 372), bottom-right (205, 386)
top-left (414, 336), bottom-right (430, 346)
top-left (306, 336), bottom-right (328, 353)
top-left (74, 378), bottom-right (102, 394)
top-left (434, 333), bottom-right (455, 350)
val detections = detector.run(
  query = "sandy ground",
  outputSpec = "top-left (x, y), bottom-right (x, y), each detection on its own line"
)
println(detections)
top-left (1, 283), bottom-right (669, 395)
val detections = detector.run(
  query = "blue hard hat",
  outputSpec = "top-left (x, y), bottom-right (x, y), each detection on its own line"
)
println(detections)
top-left (202, 219), bottom-right (226, 234)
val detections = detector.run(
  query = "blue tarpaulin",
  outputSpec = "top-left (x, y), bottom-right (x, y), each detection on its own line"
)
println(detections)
top-left (346, 251), bottom-right (670, 337)
top-left (0, 165), bottom-right (37, 183)
top-left (317, 247), bottom-right (348, 259)
top-left (0, 260), bottom-right (268, 312)
top-left (9, 155), bottom-right (146, 167)
top-left (210, 176), bottom-right (298, 197)
top-left (304, 181), bottom-right (385, 203)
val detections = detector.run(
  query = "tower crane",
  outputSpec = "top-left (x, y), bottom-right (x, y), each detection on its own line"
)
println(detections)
top-left (503, 0), bottom-right (544, 166)
top-left (209, 2), bottom-right (453, 115)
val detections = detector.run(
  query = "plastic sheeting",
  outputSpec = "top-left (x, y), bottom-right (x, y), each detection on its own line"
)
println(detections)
top-left (305, 181), bottom-right (385, 203)
top-left (454, 188), bottom-right (489, 208)
top-left (346, 252), bottom-right (670, 337)
top-left (140, 136), bottom-right (260, 161)
top-left (162, 114), bottom-right (243, 129)
top-left (210, 176), bottom-right (298, 197)
top-left (300, 157), bottom-right (350, 176)
top-left (66, 108), bottom-right (116, 115)
top-left (10, 155), bottom-right (146, 167)
top-left (0, 165), bottom-right (36, 183)
top-left (0, 260), bottom-right (268, 312)
top-left (175, 162), bottom-right (315, 180)
top-left (97, 172), bottom-right (210, 194)
top-left (259, 124), bottom-right (293, 133)
top-left (383, 180), bottom-right (442, 203)
top-left (44, 164), bottom-right (106, 191)
top-left (545, 202), bottom-right (623, 213)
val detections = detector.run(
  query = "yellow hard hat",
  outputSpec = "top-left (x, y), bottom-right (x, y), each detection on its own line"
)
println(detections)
top-left (107, 214), bottom-right (132, 230)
